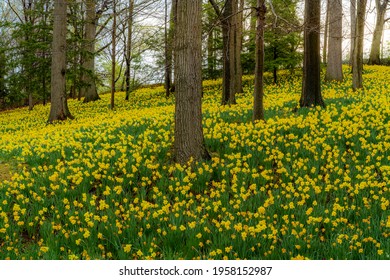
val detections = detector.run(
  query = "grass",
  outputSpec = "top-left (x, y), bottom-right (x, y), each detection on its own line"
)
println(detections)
top-left (0, 66), bottom-right (389, 260)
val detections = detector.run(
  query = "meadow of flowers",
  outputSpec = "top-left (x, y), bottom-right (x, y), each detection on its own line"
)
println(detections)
top-left (0, 66), bottom-right (389, 260)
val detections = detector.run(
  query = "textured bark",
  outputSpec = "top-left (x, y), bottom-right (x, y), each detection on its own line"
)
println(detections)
top-left (350, 0), bottom-right (356, 65)
top-left (125, 0), bottom-right (134, 100)
top-left (48, 0), bottom-right (73, 122)
top-left (325, 0), bottom-right (343, 82)
top-left (352, 0), bottom-right (367, 91)
top-left (174, 0), bottom-right (209, 164)
top-left (253, 1), bottom-right (266, 122)
top-left (368, 0), bottom-right (389, 65)
top-left (83, 0), bottom-right (100, 103)
top-left (300, 0), bottom-right (325, 108)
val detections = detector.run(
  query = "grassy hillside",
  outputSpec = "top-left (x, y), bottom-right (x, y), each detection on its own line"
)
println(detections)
top-left (0, 66), bottom-right (390, 260)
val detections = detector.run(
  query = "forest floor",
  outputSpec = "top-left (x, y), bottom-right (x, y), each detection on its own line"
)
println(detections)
top-left (0, 65), bottom-right (389, 260)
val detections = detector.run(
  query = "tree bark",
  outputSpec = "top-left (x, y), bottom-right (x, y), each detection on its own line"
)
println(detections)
top-left (352, 0), bottom-right (367, 91)
top-left (368, 0), bottom-right (389, 65)
top-left (253, 1), bottom-right (266, 122)
top-left (48, 0), bottom-right (73, 122)
top-left (221, 19), bottom-right (232, 104)
top-left (83, 0), bottom-right (100, 103)
top-left (350, 0), bottom-right (356, 65)
top-left (325, 0), bottom-right (343, 82)
top-left (125, 0), bottom-right (134, 100)
top-left (174, 0), bottom-right (209, 164)
top-left (300, 0), bottom-right (325, 108)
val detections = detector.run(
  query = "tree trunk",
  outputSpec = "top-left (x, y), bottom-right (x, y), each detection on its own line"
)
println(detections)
top-left (111, 0), bottom-right (116, 109)
top-left (323, 0), bottom-right (329, 64)
top-left (227, 0), bottom-right (237, 104)
top-left (273, 46), bottom-right (278, 84)
top-left (368, 0), bottom-right (388, 65)
top-left (125, 0), bottom-right (134, 101)
top-left (350, 0), bottom-right (356, 65)
top-left (221, 21), bottom-right (231, 104)
top-left (210, 0), bottom-right (237, 105)
top-left (174, 0), bottom-right (209, 164)
top-left (48, 0), bottom-right (73, 122)
top-left (207, 25), bottom-right (215, 79)
top-left (170, 0), bottom-right (177, 93)
top-left (28, 92), bottom-right (33, 111)
top-left (253, 1), bottom-right (266, 122)
top-left (83, 0), bottom-right (100, 103)
top-left (352, 0), bottom-right (367, 91)
top-left (42, 71), bottom-right (47, 106)
top-left (0, 50), bottom-right (6, 101)
top-left (164, 0), bottom-right (172, 98)
top-left (206, 6), bottom-right (216, 79)
top-left (300, 0), bottom-right (325, 108)
top-left (235, 0), bottom-right (244, 93)
top-left (325, 0), bottom-right (343, 82)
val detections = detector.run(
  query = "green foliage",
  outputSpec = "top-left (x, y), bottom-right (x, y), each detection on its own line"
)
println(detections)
top-left (0, 1), bottom-right (52, 108)
top-left (202, 2), bottom-right (223, 80)
top-left (242, 0), bottom-right (302, 78)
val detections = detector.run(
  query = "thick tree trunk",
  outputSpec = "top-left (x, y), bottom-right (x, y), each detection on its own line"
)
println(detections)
top-left (83, 0), bottom-right (100, 103)
top-left (350, 0), bottom-right (356, 65)
top-left (253, 1), bottom-right (266, 122)
top-left (48, 0), bottom-right (73, 122)
top-left (174, 0), bottom-right (209, 164)
top-left (325, 0), bottom-right (343, 82)
top-left (125, 0), bottom-right (134, 101)
top-left (352, 0), bottom-right (367, 91)
top-left (300, 0), bottom-right (325, 108)
top-left (368, 0), bottom-right (388, 65)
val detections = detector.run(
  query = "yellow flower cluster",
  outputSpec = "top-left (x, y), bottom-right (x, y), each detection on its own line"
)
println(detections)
top-left (0, 66), bottom-right (389, 260)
